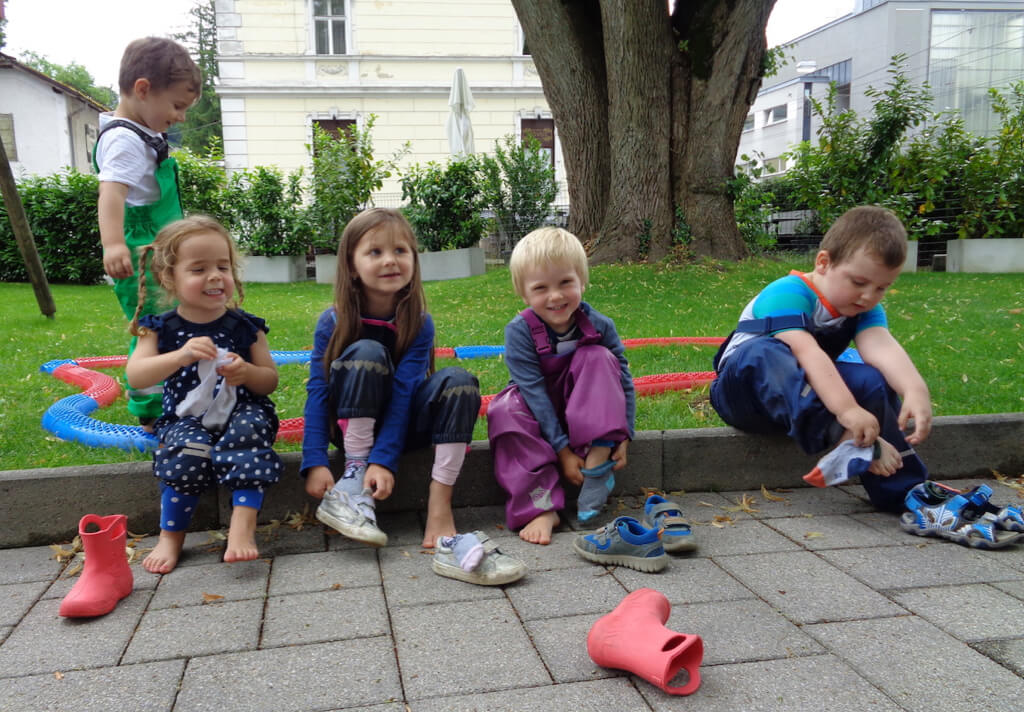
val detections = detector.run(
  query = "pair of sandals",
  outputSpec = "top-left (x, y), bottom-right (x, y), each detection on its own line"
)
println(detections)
top-left (900, 482), bottom-right (1024, 549)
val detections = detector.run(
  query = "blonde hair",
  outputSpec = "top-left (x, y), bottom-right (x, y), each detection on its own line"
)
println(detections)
top-left (820, 205), bottom-right (907, 269)
top-left (119, 37), bottom-right (201, 95)
top-left (324, 207), bottom-right (432, 377)
top-left (509, 227), bottom-right (589, 298)
top-left (130, 215), bottom-right (243, 335)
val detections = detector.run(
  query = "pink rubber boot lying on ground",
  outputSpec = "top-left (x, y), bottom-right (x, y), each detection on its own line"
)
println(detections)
top-left (59, 514), bottom-right (134, 618)
top-left (587, 588), bottom-right (703, 695)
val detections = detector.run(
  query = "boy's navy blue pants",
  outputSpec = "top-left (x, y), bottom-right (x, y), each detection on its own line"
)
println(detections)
top-left (710, 338), bottom-right (927, 512)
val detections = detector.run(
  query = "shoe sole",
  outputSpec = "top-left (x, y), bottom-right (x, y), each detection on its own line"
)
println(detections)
top-left (572, 540), bottom-right (669, 572)
top-left (660, 534), bottom-right (698, 553)
top-left (431, 559), bottom-right (525, 586)
top-left (899, 512), bottom-right (1022, 550)
top-left (316, 507), bottom-right (387, 547)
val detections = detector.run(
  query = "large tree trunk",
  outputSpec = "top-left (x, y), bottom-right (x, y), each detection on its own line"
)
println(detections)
top-left (513, 0), bottom-right (775, 262)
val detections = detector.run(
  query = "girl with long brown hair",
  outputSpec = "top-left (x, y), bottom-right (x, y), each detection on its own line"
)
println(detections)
top-left (301, 208), bottom-right (481, 549)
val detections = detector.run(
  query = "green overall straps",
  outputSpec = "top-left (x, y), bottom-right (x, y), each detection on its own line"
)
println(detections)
top-left (94, 121), bottom-right (184, 419)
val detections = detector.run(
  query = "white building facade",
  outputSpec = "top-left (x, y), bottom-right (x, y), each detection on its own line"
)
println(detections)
top-left (738, 0), bottom-right (1024, 176)
top-left (0, 53), bottom-right (106, 178)
top-left (214, 0), bottom-right (562, 199)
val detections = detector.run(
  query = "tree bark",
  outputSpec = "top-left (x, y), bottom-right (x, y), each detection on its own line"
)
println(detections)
top-left (513, 0), bottom-right (776, 262)
top-left (0, 135), bottom-right (56, 317)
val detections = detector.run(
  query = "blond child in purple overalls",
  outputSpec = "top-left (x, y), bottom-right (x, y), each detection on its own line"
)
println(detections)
top-left (487, 228), bottom-right (635, 545)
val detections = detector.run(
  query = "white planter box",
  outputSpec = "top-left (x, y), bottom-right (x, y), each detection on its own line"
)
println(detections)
top-left (315, 253), bottom-right (337, 284)
top-left (902, 240), bottom-right (917, 273)
top-left (419, 246), bottom-right (485, 282)
top-left (242, 255), bottom-right (307, 283)
top-left (946, 238), bottom-right (1024, 273)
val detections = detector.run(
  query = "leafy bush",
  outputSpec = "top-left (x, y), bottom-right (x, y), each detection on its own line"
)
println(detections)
top-left (778, 55), bottom-right (1024, 242)
top-left (896, 83), bottom-right (1024, 240)
top-left (785, 56), bottom-right (931, 229)
top-left (730, 154), bottom-right (778, 252)
top-left (401, 158), bottom-right (487, 251)
top-left (223, 166), bottom-right (311, 256)
top-left (0, 169), bottom-right (106, 284)
top-left (175, 140), bottom-right (229, 223)
top-left (307, 116), bottom-right (403, 252)
top-left (478, 135), bottom-right (557, 248)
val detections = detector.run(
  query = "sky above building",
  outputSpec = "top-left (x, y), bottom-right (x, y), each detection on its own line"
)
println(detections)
top-left (3, 0), bottom-right (856, 91)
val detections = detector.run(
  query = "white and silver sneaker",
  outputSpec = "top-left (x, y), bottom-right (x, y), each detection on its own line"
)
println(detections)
top-left (316, 488), bottom-right (387, 547)
top-left (432, 530), bottom-right (526, 585)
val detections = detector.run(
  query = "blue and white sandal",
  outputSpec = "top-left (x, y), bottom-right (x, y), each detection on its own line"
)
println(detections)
top-left (960, 484), bottom-right (1024, 533)
top-left (900, 483), bottom-right (1023, 549)
top-left (642, 495), bottom-right (697, 553)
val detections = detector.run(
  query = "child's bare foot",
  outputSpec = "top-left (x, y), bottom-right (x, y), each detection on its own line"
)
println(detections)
top-left (519, 511), bottom-right (559, 545)
top-left (143, 530), bottom-right (186, 574)
top-left (224, 506), bottom-right (259, 563)
top-left (423, 480), bottom-right (456, 547)
top-left (868, 437), bottom-right (902, 476)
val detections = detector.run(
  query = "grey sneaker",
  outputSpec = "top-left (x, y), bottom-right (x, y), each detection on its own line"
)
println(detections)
top-left (316, 488), bottom-right (387, 547)
top-left (572, 516), bottom-right (669, 573)
top-left (432, 530), bottom-right (526, 585)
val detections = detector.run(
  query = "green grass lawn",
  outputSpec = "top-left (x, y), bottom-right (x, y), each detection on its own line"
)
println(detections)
top-left (2, 256), bottom-right (1021, 471)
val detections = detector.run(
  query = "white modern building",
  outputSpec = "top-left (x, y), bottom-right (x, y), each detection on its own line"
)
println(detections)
top-left (0, 52), bottom-right (107, 177)
top-left (738, 0), bottom-right (1024, 176)
top-left (214, 0), bottom-right (562, 199)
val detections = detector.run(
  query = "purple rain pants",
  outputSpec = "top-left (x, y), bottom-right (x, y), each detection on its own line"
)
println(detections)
top-left (488, 343), bottom-right (629, 530)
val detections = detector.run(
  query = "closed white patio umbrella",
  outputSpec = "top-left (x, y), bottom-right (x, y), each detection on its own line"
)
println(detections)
top-left (446, 67), bottom-right (475, 157)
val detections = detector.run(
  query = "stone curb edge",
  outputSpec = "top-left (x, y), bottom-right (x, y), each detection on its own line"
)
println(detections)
top-left (2, 413), bottom-right (1021, 548)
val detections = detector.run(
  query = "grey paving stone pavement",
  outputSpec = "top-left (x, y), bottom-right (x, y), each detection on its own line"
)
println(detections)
top-left (2, 483), bottom-right (1024, 711)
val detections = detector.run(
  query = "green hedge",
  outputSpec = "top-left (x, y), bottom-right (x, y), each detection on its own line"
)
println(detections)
top-left (0, 170), bottom-right (105, 284)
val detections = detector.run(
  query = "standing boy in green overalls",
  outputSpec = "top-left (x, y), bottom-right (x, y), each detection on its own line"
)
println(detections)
top-left (95, 37), bottom-right (201, 430)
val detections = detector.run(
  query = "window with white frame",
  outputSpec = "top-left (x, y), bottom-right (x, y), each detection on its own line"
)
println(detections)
top-left (0, 114), bottom-right (16, 161)
top-left (762, 156), bottom-right (785, 175)
top-left (313, 0), bottom-right (348, 55)
top-left (743, 113), bottom-right (755, 132)
top-left (763, 104), bottom-right (787, 125)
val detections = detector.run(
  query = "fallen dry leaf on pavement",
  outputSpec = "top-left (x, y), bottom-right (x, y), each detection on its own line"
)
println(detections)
top-left (49, 543), bottom-right (77, 564)
top-left (761, 485), bottom-right (787, 502)
top-left (992, 469), bottom-right (1024, 498)
top-left (202, 593), bottom-right (224, 603)
top-left (710, 514), bottom-right (735, 528)
top-left (804, 532), bottom-right (825, 539)
top-left (722, 494), bottom-right (759, 513)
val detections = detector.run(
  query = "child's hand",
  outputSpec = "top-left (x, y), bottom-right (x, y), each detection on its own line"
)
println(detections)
top-left (103, 244), bottom-right (134, 280)
top-left (899, 391), bottom-right (933, 445)
top-left (177, 337), bottom-right (217, 367)
top-left (365, 464), bottom-right (394, 500)
top-left (837, 406), bottom-right (879, 447)
top-left (558, 447), bottom-right (584, 486)
top-left (305, 466), bottom-right (335, 499)
top-left (217, 352), bottom-right (249, 387)
top-left (611, 440), bottom-right (630, 471)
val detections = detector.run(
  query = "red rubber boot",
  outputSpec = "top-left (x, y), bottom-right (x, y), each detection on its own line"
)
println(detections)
top-left (587, 588), bottom-right (703, 695)
top-left (59, 514), bottom-right (134, 618)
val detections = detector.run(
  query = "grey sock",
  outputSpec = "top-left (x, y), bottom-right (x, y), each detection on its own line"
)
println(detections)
top-left (577, 460), bottom-right (615, 522)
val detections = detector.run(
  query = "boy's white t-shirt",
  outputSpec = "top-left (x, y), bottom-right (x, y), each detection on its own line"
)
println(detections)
top-left (95, 112), bottom-right (162, 206)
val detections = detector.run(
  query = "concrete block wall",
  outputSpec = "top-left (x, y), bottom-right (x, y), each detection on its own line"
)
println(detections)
top-left (2, 413), bottom-right (1022, 548)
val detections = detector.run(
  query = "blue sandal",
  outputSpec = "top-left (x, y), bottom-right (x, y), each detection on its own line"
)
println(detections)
top-left (901, 483), bottom-right (1023, 549)
top-left (642, 495), bottom-right (697, 553)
